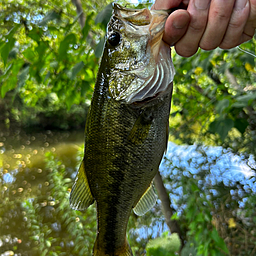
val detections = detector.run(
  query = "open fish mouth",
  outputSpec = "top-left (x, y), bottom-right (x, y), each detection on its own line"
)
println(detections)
top-left (112, 3), bottom-right (168, 61)
top-left (107, 3), bottom-right (175, 104)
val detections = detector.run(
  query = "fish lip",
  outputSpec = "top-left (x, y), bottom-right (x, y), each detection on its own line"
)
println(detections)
top-left (112, 3), bottom-right (168, 29)
top-left (109, 3), bottom-right (169, 70)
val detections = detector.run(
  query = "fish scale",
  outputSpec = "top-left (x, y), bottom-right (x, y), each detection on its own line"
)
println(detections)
top-left (69, 3), bottom-right (175, 256)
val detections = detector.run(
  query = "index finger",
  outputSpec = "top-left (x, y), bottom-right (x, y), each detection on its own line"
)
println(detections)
top-left (152, 0), bottom-right (184, 10)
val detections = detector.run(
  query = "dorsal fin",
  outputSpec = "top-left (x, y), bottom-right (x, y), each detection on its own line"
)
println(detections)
top-left (133, 183), bottom-right (157, 216)
top-left (70, 161), bottom-right (94, 210)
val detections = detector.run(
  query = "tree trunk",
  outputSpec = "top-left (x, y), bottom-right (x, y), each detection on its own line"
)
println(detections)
top-left (71, 0), bottom-right (96, 47)
top-left (154, 171), bottom-right (184, 247)
top-left (71, 0), bottom-right (86, 28)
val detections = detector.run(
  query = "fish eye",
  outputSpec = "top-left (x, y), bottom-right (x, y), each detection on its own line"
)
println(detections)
top-left (108, 31), bottom-right (121, 47)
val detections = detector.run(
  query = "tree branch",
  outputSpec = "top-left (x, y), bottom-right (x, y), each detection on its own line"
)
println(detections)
top-left (71, 0), bottom-right (85, 29)
top-left (154, 171), bottom-right (184, 247)
top-left (71, 0), bottom-right (96, 49)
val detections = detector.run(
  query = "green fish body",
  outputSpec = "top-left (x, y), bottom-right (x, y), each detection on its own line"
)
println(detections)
top-left (70, 4), bottom-right (175, 256)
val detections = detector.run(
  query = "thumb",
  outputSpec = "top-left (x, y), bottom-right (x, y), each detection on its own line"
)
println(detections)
top-left (163, 10), bottom-right (190, 46)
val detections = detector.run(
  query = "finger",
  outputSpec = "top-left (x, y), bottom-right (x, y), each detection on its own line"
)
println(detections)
top-left (175, 0), bottom-right (211, 57)
top-left (199, 0), bottom-right (236, 50)
top-left (152, 0), bottom-right (183, 10)
top-left (247, 0), bottom-right (256, 26)
top-left (220, 0), bottom-right (250, 49)
top-left (241, 0), bottom-right (256, 42)
top-left (163, 10), bottom-right (190, 46)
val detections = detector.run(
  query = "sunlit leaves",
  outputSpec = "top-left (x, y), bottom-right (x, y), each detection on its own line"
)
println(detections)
top-left (38, 10), bottom-right (61, 26)
top-left (172, 39), bottom-right (256, 149)
top-left (0, 0), bottom-right (112, 112)
top-left (146, 233), bottom-right (181, 256)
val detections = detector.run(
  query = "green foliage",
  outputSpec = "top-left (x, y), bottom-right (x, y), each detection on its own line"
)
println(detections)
top-left (171, 43), bottom-right (256, 155)
top-left (146, 233), bottom-right (181, 256)
top-left (0, 0), bottom-right (113, 129)
top-left (21, 152), bottom-right (97, 255)
top-left (184, 181), bottom-right (229, 255)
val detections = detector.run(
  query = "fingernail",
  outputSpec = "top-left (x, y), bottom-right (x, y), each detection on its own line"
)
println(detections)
top-left (195, 0), bottom-right (210, 10)
top-left (234, 0), bottom-right (248, 10)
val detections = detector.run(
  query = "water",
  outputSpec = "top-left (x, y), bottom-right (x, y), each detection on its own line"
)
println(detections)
top-left (1, 126), bottom-right (255, 255)
top-left (0, 126), bottom-right (85, 256)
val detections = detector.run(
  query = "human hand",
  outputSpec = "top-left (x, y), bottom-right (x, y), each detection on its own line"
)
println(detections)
top-left (152, 0), bottom-right (256, 57)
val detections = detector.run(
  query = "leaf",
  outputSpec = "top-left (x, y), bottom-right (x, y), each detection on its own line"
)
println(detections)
top-left (95, 37), bottom-right (105, 58)
top-left (50, 61), bottom-right (58, 68)
top-left (39, 10), bottom-right (61, 26)
top-left (23, 48), bottom-right (36, 61)
top-left (171, 212), bottom-right (179, 220)
top-left (211, 229), bottom-right (229, 253)
top-left (1, 37), bottom-right (15, 66)
top-left (81, 80), bottom-right (91, 96)
top-left (27, 28), bottom-right (43, 42)
top-left (58, 33), bottom-right (77, 60)
top-left (95, 3), bottom-right (113, 29)
top-left (45, 240), bottom-right (51, 247)
top-left (209, 118), bottom-right (234, 141)
top-left (215, 99), bottom-right (230, 114)
top-left (70, 61), bottom-right (85, 80)
top-left (8, 47), bottom-right (19, 59)
top-left (36, 42), bottom-right (48, 57)
top-left (234, 118), bottom-right (248, 134)
top-left (191, 182), bottom-right (199, 192)
top-left (17, 65), bottom-right (30, 89)
top-left (234, 93), bottom-right (256, 107)
top-left (82, 12), bottom-right (94, 39)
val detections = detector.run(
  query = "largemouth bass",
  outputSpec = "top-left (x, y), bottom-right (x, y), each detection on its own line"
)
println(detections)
top-left (70, 3), bottom-right (175, 256)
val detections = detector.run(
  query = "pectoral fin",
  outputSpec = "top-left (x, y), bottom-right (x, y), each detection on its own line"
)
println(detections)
top-left (70, 161), bottom-right (94, 210)
top-left (133, 183), bottom-right (157, 216)
top-left (127, 110), bottom-right (153, 145)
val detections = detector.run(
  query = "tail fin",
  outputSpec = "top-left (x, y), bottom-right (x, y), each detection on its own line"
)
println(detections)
top-left (93, 236), bottom-right (133, 256)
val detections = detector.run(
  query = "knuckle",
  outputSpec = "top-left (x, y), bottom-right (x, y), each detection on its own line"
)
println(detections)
top-left (228, 22), bottom-right (241, 30)
top-left (212, 10), bottom-right (230, 21)
top-left (189, 22), bottom-right (206, 32)
top-left (219, 40), bottom-right (236, 49)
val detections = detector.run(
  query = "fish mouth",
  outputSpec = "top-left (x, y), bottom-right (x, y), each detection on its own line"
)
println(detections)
top-left (112, 3), bottom-right (168, 60)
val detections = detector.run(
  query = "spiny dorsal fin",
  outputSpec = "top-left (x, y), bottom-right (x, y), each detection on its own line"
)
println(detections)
top-left (70, 161), bottom-right (94, 210)
top-left (133, 183), bottom-right (157, 216)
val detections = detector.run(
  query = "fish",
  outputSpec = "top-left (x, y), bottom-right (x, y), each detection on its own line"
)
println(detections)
top-left (69, 3), bottom-right (175, 256)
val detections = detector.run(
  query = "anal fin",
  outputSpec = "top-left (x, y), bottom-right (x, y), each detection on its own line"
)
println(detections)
top-left (70, 161), bottom-right (94, 210)
top-left (93, 236), bottom-right (133, 256)
top-left (133, 183), bottom-right (157, 216)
